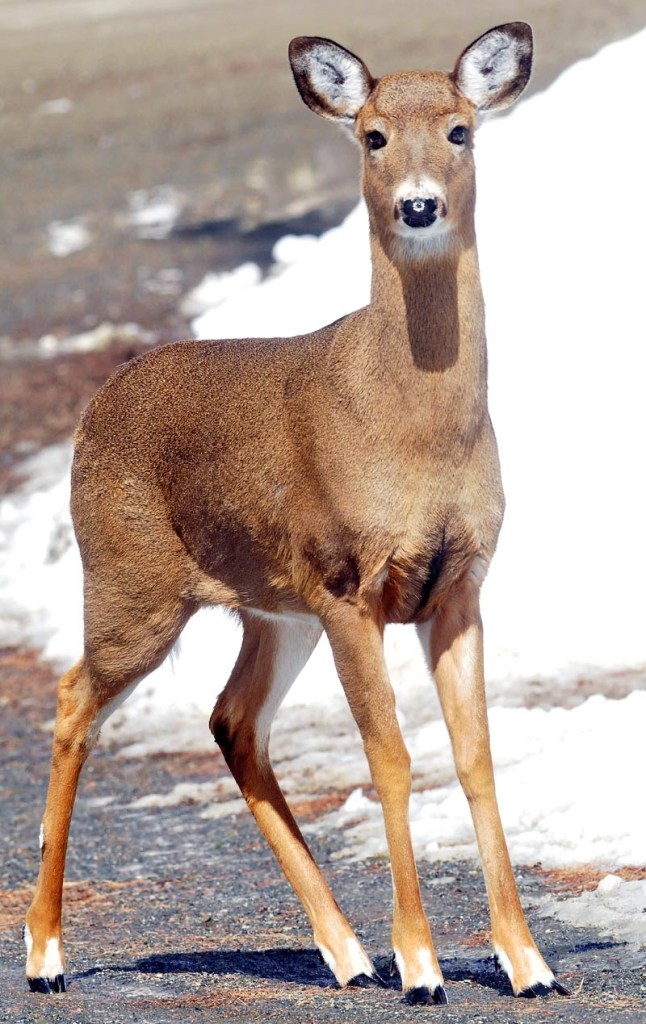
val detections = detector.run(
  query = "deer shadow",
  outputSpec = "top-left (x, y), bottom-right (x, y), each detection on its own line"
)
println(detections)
top-left (74, 947), bottom-right (335, 989)
top-left (71, 946), bottom-right (554, 997)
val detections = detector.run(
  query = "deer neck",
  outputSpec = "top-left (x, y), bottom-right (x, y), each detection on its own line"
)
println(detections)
top-left (367, 222), bottom-right (485, 372)
top-left (339, 223), bottom-right (488, 441)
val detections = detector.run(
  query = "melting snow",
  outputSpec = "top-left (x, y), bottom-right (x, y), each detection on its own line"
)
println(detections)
top-left (126, 185), bottom-right (184, 239)
top-left (46, 218), bottom-right (91, 257)
top-left (541, 876), bottom-right (646, 946)
top-left (180, 263), bottom-right (262, 318)
top-left (37, 97), bottom-right (73, 116)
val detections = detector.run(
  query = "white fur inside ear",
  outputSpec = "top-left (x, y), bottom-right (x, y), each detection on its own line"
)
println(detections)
top-left (306, 43), bottom-right (371, 119)
top-left (458, 28), bottom-right (530, 110)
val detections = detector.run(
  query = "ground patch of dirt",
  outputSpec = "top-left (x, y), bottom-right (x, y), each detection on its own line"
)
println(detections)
top-left (532, 864), bottom-right (646, 896)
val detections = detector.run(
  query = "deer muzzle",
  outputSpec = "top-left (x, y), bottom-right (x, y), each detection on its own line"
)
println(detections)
top-left (401, 197), bottom-right (437, 228)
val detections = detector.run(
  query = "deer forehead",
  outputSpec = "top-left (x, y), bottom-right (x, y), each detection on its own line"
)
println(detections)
top-left (361, 71), bottom-right (474, 126)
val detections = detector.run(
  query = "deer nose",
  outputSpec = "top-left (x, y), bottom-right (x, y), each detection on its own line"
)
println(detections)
top-left (400, 196), bottom-right (437, 228)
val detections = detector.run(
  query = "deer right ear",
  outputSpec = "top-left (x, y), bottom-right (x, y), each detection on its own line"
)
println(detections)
top-left (289, 37), bottom-right (374, 124)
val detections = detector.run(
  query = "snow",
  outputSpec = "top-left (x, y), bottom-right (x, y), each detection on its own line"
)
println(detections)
top-left (180, 263), bottom-right (262, 318)
top-left (37, 322), bottom-right (152, 358)
top-left (541, 876), bottom-right (646, 947)
top-left (36, 97), bottom-right (74, 116)
top-left (192, 203), bottom-right (371, 340)
top-left (302, 691), bottom-right (646, 870)
top-left (0, 324), bottom-right (153, 365)
top-left (46, 218), bottom-right (91, 258)
top-left (1, 28), bottom-right (645, 939)
top-left (126, 185), bottom-right (184, 239)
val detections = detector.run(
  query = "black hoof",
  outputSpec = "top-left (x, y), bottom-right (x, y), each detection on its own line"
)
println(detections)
top-left (553, 979), bottom-right (571, 996)
top-left (28, 973), bottom-right (66, 994)
top-left (404, 984), bottom-right (448, 1006)
top-left (348, 969), bottom-right (388, 989)
top-left (517, 978), bottom-right (570, 999)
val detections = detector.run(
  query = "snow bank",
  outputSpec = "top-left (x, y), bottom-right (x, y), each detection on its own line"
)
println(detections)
top-left (193, 202), bottom-right (371, 340)
top-left (1, 30), bottom-right (645, 880)
top-left (116, 684), bottom-right (646, 872)
top-left (541, 875), bottom-right (646, 946)
top-left (303, 691), bottom-right (646, 869)
top-left (0, 444), bottom-right (81, 655)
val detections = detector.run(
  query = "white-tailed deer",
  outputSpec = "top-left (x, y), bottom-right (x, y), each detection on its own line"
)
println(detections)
top-left (25, 23), bottom-right (568, 1004)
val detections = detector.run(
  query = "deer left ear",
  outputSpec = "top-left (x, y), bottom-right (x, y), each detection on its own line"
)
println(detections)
top-left (453, 22), bottom-right (533, 113)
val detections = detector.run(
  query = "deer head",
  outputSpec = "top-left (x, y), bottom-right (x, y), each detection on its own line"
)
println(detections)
top-left (289, 24), bottom-right (533, 255)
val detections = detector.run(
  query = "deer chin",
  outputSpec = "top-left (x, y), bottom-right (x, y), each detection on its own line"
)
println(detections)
top-left (391, 217), bottom-right (456, 257)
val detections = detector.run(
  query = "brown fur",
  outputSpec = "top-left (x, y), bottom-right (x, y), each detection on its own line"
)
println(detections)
top-left (26, 24), bottom-right (565, 1002)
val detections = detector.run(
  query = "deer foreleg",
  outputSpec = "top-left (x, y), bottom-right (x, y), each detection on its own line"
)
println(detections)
top-left (211, 612), bottom-right (375, 987)
top-left (324, 605), bottom-right (446, 1005)
top-left (418, 589), bottom-right (564, 998)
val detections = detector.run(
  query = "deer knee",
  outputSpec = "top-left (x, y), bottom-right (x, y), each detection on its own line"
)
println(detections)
top-left (210, 698), bottom-right (258, 770)
top-left (453, 744), bottom-right (494, 803)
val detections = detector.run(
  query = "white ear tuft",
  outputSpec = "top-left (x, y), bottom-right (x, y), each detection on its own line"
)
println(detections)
top-left (289, 37), bottom-right (374, 123)
top-left (454, 22), bottom-right (533, 113)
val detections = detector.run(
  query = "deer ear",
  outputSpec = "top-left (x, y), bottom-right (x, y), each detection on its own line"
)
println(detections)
top-left (453, 22), bottom-right (533, 113)
top-left (289, 37), bottom-right (374, 124)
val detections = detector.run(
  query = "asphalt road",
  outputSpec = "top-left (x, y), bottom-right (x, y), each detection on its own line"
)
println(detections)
top-left (1, 0), bottom-right (645, 341)
top-left (1, 651), bottom-right (644, 1024)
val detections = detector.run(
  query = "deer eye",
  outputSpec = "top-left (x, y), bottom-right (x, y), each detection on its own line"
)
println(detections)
top-left (366, 130), bottom-right (387, 151)
top-left (448, 125), bottom-right (467, 145)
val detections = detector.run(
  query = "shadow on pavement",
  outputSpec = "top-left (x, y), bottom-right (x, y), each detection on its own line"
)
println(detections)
top-left (71, 945), bottom-right (558, 999)
top-left (75, 947), bottom-right (333, 988)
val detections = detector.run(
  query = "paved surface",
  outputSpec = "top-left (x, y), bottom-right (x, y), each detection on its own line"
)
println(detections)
top-left (1, 650), bottom-right (644, 1023)
top-left (1, 0), bottom-right (645, 342)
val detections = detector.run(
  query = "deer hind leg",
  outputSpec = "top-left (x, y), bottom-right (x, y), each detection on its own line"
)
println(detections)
top-left (324, 604), bottom-right (446, 1005)
top-left (25, 543), bottom-right (192, 994)
top-left (210, 611), bottom-right (376, 987)
top-left (417, 584), bottom-right (566, 998)
top-left (24, 657), bottom-right (100, 993)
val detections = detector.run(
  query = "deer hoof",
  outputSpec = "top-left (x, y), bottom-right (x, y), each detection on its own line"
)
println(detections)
top-left (517, 978), bottom-right (570, 998)
top-left (28, 973), bottom-right (67, 994)
top-left (404, 984), bottom-right (448, 1005)
top-left (348, 969), bottom-right (388, 989)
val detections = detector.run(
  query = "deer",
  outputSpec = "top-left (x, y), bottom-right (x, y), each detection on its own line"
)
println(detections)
top-left (25, 23), bottom-right (569, 1005)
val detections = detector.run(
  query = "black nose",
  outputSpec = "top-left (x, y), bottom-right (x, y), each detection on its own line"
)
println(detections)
top-left (401, 197), bottom-right (437, 228)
